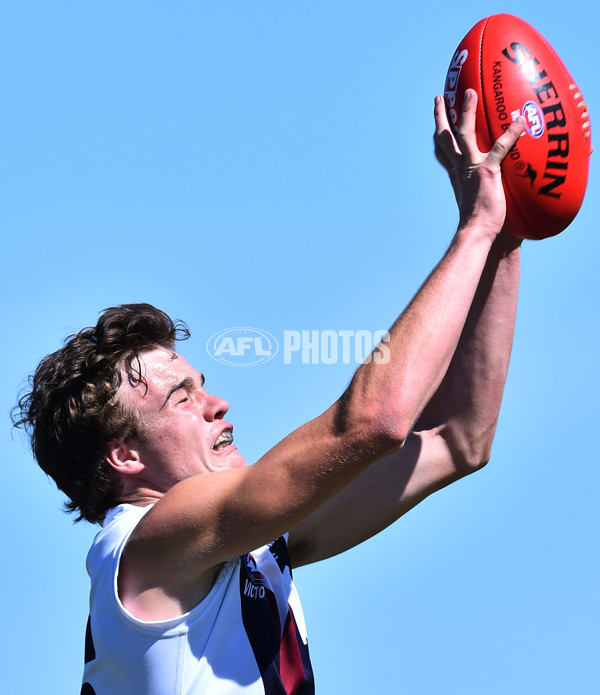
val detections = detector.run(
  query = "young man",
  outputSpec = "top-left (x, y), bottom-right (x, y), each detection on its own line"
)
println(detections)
top-left (16, 91), bottom-right (525, 694)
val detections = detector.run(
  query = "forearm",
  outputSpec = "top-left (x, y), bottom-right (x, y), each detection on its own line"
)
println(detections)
top-left (414, 232), bottom-right (521, 466)
top-left (340, 223), bottom-right (497, 443)
top-left (333, 91), bottom-right (524, 448)
top-left (290, 237), bottom-right (521, 567)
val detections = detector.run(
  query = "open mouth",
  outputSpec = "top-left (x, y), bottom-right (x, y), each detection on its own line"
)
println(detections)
top-left (213, 429), bottom-right (234, 452)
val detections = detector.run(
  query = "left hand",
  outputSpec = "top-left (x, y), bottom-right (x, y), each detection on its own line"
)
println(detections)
top-left (434, 88), bottom-right (525, 242)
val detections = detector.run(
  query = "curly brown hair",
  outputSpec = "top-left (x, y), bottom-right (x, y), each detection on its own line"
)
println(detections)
top-left (13, 303), bottom-right (190, 524)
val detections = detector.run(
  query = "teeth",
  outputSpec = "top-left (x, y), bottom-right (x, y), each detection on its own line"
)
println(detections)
top-left (213, 430), bottom-right (233, 451)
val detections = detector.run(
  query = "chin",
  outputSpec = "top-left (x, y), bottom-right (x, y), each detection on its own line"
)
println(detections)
top-left (229, 449), bottom-right (248, 469)
top-left (212, 445), bottom-right (247, 470)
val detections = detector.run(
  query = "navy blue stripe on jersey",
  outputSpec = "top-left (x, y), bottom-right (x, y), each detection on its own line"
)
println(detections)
top-left (240, 541), bottom-right (314, 695)
top-left (84, 616), bottom-right (96, 664)
top-left (268, 536), bottom-right (290, 575)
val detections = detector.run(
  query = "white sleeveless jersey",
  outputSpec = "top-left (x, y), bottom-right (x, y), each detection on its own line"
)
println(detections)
top-left (81, 504), bottom-right (314, 695)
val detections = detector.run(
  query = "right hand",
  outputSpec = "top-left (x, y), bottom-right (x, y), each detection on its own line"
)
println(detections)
top-left (434, 89), bottom-right (525, 241)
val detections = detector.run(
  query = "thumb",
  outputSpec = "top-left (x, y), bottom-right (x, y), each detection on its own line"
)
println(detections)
top-left (487, 117), bottom-right (526, 170)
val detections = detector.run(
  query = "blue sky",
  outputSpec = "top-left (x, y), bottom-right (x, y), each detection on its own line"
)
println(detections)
top-left (2, 2), bottom-right (598, 693)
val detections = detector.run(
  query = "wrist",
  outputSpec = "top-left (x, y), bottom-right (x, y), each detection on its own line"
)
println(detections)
top-left (493, 230), bottom-right (523, 257)
top-left (453, 219), bottom-right (499, 251)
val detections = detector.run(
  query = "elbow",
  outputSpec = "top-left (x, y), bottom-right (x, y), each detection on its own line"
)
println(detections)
top-left (333, 385), bottom-right (415, 456)
top-left (456, 447), bottom-right (491, 474)
top-left (438, 424), bottom-right (494, 475)
top-left (378, 410), bottom-right (415, 450)
top-left (345, 401), bottom-right (413, 455)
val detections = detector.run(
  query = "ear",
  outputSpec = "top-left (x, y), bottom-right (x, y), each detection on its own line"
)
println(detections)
top-left (105, 438), bottom-right (144, 476)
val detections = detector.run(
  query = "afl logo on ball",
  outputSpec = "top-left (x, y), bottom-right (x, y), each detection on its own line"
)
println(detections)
top-left (522, 100), bottom-right (545, 138)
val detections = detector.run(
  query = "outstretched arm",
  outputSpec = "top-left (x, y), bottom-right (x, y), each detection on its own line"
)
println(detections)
top-left (288, 232), bottom-right (521, 566)
top-left (413, 232), bottom-right (521, 460)
top-left (287, 94), bottom-right (523, 565)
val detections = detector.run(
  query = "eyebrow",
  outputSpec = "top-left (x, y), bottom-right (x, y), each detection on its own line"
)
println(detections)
top-left (161, 373), bottom-right (206, 409)
top-left (161, 376), bottom-right (194, 409)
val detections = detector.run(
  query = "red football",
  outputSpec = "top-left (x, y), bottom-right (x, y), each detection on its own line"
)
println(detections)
top-left (444, 14), bottom-right (592, 240)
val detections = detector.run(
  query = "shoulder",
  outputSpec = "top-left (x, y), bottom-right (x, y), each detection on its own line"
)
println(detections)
top-left (86, 504), bottom-right (154, 574)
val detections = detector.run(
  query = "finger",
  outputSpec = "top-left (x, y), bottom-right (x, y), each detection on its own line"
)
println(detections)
top-left (433, 94), bottom-right (460, 160)
top-left (433, 94), bottom-right (451, 134)
top-left (486, 116), bottom-right (526, 169)
top-left (434, 141), bottom-right (453, 171)
top-left (455, 89), bottom-right (481, 163)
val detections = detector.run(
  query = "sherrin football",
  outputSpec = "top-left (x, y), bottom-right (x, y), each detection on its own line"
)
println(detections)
top-left (444, 14), bottom-right (592, 240)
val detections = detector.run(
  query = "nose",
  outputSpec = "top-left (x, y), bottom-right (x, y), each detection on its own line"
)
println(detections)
top-left (204, 390), bottom-right (229, 421)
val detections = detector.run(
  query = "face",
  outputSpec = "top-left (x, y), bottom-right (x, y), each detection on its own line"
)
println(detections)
top-left (118, 347), bottom-right (247, 491)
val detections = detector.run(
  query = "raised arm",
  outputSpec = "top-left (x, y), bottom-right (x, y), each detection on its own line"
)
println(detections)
top-left (287, 231), bottom-right (521, 566)
top-left (117, 91), bottom-right (525, 617)
top-left (286, 91), bottom-right (524, 565)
